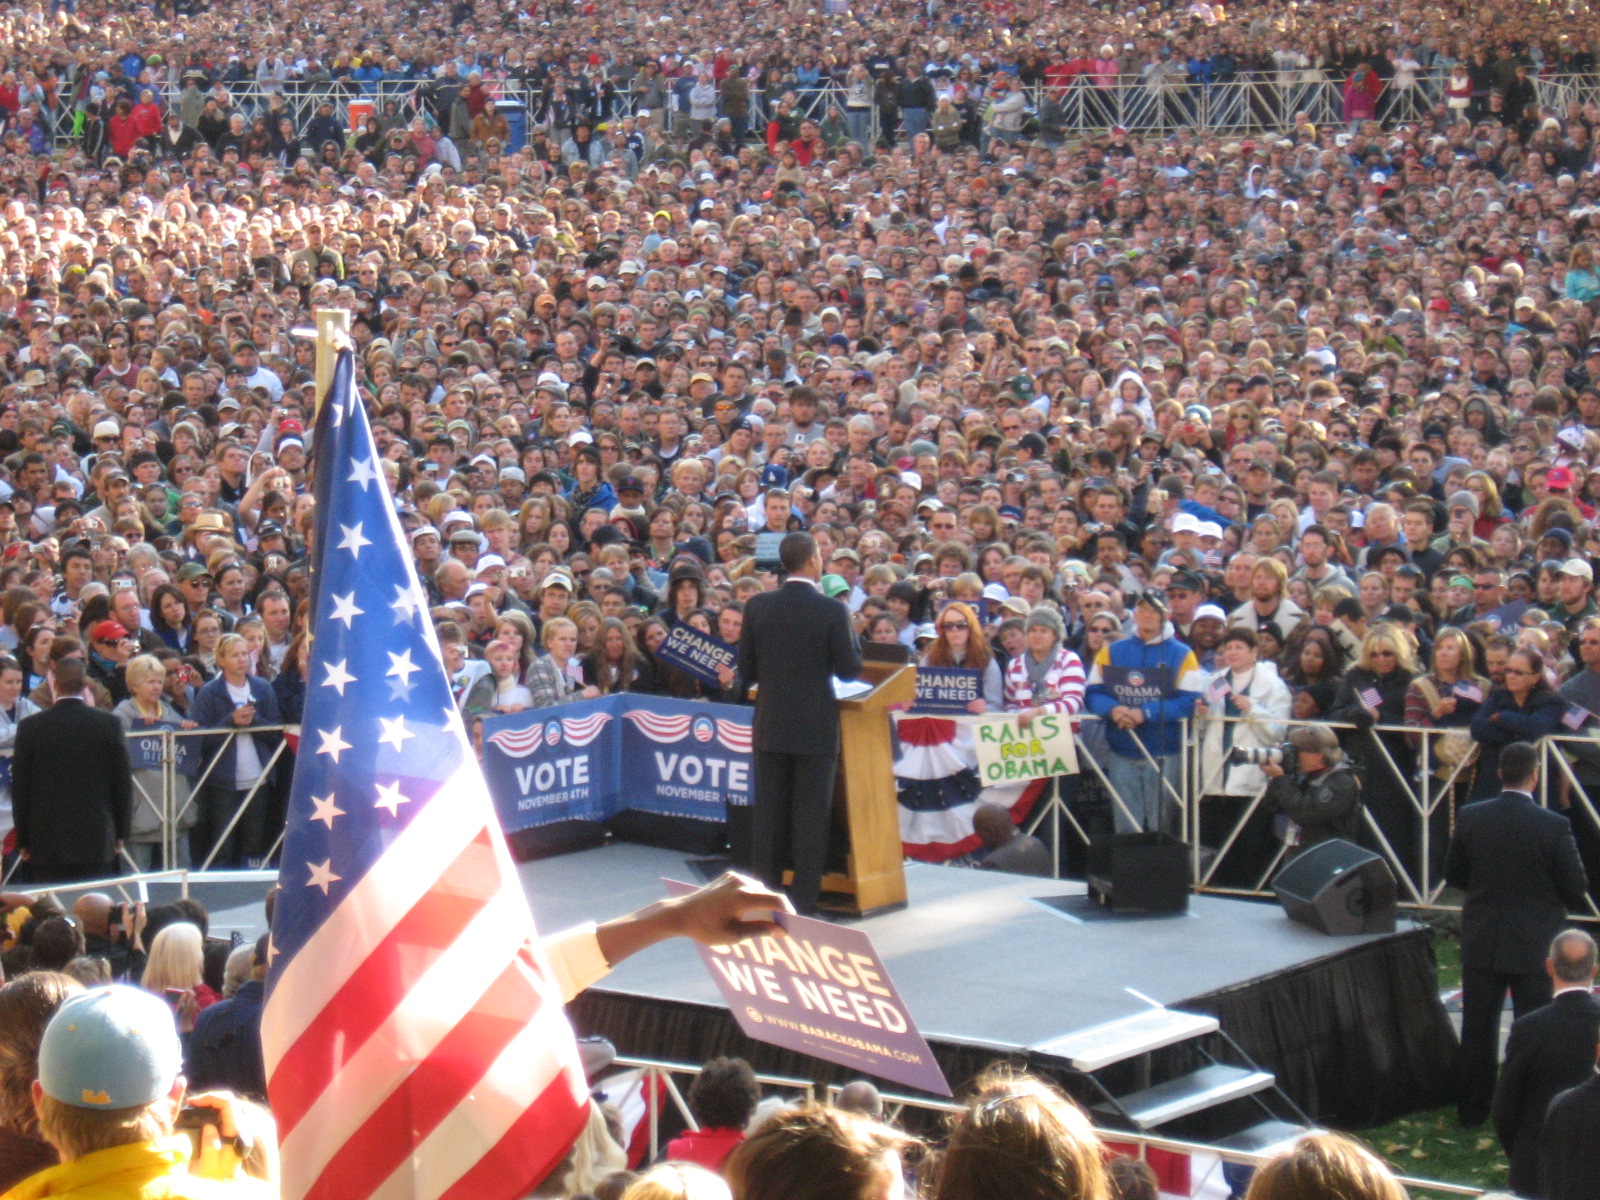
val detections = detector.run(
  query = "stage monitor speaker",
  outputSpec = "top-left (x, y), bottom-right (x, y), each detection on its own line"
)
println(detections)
top-left (1271, 839), bottom-right (1397, 935)
top-left (1086, 833), bottom-right (1190, 914)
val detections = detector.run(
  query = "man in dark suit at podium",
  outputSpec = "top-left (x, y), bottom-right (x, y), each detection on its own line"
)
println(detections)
top-left (1447, 741), bottom-right (1590, 1128)
top-left (1493, 929), bottom-right (1600, 1198)
top-left (738, 531), bottom-right (862, 915)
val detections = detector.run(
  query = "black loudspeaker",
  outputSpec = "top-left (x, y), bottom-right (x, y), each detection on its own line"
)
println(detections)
top-left (1086, 833), bottom-right (1190, 914)
top-left (1272, 839), bottom-right (1397, 935)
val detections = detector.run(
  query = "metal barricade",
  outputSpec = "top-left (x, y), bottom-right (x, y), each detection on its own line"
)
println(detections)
top-left (114, 723), bottom-right (295, 876)
top-left (609, 1055), bottom-right (814, 1162)
top-left (38, 68), bottom-right (1600, 154)
top-left (1189, 714), bottom-right (1600, 922)
top-left (616, 1057), bottom-right (1480, 1194)
top-left (1017, 711), bottom-right (1190, 880)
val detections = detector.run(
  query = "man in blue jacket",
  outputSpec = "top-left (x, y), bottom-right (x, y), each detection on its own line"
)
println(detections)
top-left (1085, 591), bottom-right (1205, 836)
top-left (187, 933), bottom-right (268, 1100)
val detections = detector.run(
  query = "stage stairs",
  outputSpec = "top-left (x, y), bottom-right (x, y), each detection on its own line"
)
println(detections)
top-left (1039, 1008), bottom-right (1314, 1151)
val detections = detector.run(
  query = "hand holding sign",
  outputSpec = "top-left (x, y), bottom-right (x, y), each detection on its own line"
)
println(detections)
top-left (911, 667), bottom-right (983, 715)
top-left (665, 871), bottom-right (794, 947)
top-left (657, 624), bottom-right (739, 687)
top-left (668, 880), bottom-right (950, 1096)
top-left (973, 713), bottom-right (1079, 783)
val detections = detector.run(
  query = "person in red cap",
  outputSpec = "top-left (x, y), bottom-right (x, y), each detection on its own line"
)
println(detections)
top-left (85, 620), bottom-right (134, 705)
top-left (1542, 466), bottom-right (1596, 519)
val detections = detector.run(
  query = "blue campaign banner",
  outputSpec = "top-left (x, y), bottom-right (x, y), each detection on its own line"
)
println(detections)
top-left (617, 696), bottom-right (754, 817)
top-left (656, 624), bottom-right (737, 686)
top-left (911, 666), bottom-right (982, 714)
top-left (482, 698), bottom-right (618, 832)
top-left (482, 694), bottom-right (754, 833)
top-left (126, 721), bottom-right (201, 779)
top-left (1100, 663), bottom-right (1172, 708)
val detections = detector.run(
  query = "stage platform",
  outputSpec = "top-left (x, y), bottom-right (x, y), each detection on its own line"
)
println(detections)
top-left (524, 844), bottom-right (1456, 1128)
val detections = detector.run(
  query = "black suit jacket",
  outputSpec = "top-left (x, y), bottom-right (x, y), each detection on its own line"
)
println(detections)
top-left (1494, 988), bottom-right (1600, 1197)
top-left (738, 579), bottom-right (862, 756)
top-left (1446, 792), bottom-right (1589, 974)
top-left (1541, 1072), bottom-right (1600, 1200)
top-left (13, 698), bottom-right (132, 866)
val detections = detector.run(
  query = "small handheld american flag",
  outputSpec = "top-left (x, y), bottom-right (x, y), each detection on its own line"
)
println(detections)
top-left (261, 350), bottom-right (588, 1200)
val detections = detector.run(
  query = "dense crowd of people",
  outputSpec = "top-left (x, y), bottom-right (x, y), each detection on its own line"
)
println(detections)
top-left (0, 871), bottom-right (1448, 1200)
top-left (0, 0), bottom-right (1598, 852)
top-left (0, 0), bottom-right (1592, 1190)
top-left (0, 0), bottom-right (1598, 895)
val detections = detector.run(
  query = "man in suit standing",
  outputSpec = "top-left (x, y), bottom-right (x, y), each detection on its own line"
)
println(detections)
top-left (738, 531), bottom-right (862, 915)
top-left (1447, 741), bottom-right (1590, 1128)
top-left (13, 656), bottom-right (132, 882)
top-left (1541, 1044), bottom-right (1600, 1200)
top-left (1493, 929), bottom-right (1600, 1197)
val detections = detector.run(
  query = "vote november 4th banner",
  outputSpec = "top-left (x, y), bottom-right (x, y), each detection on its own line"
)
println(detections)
top-left (480, 693), bottom-right (753, 831)
top-left (971, 712), bottom-right (1079, 784)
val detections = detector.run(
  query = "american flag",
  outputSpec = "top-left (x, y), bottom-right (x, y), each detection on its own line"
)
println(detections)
top-left (261, 349), bottom-right (588, 1200)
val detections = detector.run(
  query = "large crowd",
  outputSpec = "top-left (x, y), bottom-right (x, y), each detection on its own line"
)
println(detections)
top-left (0, 0), bottom-right (1598, 883)
top-left (0, 0), bottom-right (1594, 1191)
top-left (0, 877), bottom-right (1479, 1200)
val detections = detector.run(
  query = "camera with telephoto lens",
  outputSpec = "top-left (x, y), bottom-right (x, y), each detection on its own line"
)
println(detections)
top-left (1229, 743), bottom-right (1293, 767)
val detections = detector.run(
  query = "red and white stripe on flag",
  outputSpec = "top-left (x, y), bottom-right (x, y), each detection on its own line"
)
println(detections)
top-left (1103, 1143), bottom-right (1230, 1200)
top-left (262, 768), bottom-right (589, 1200)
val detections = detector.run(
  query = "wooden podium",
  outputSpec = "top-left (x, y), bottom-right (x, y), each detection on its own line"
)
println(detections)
top-left (814, 660), bottom-right (916, 916)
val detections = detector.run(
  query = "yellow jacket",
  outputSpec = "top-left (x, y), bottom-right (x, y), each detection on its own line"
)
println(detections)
top-left (0, 1137), bottom-right (272, 1200)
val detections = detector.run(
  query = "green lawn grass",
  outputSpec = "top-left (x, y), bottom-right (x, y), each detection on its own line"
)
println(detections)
top-left (1363, 1108), bottom-right (1508, 1194)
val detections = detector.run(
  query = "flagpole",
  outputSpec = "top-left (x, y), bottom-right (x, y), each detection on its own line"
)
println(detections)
top-left (313, 308), bottom-right (352, 415)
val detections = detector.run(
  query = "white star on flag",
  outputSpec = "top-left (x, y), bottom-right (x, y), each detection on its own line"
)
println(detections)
top-left (386, 650), bottom-right (420, 686)
top-left (306, 859), bottom-right (341, 895)
top-left (315, 726), bottom-right (351, 764)
top-left (338, 522), bottom-right (372, 558)
top-left (441, 704), bottom-right (466, 738)
top-left (374, 781), bottom-right (409, 817)
top-left (347, 457), bottom-right (381, 490)
top-left (329, 592), bottom-right (363, 628)
top-left (264, 346), bottom-right (589, 1200)
top-left (391, 584), bottom-right (422, 625)
top-left (321, 659), bottom-right (356, 696)
top-left (377, 715), bottom-right (414, 752)
top-left (309, 793), bottom-right (345, 829)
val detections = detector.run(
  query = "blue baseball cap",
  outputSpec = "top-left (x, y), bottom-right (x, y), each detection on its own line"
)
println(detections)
top-left (39, 986), bottom-right (183, 1109)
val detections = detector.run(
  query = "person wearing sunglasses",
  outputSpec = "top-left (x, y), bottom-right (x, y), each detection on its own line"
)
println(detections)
top-left (1469, 646), bottom-right (1569, 802)
top-left (1328, 625), bottom-right (1420, 874)
top-left (921, 602), bottom-right (1002, 714)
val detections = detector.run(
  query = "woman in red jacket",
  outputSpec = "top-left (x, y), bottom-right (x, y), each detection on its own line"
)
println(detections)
top-left (106, 97), bottom-right (141, 159)
top-left (129, 88), bottom-right (164, 141)
top-left (666, 1057), bottom-right (760, 1171)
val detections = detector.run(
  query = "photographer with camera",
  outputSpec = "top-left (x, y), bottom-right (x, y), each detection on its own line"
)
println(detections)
top-left (9, 984), bottom-right (271, 1199)
top-left (1260, 725), bottom-right (1363, 850)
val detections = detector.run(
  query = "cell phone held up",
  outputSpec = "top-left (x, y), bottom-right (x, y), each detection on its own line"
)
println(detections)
top-left (173, 1104), bottom-right (248, 1158)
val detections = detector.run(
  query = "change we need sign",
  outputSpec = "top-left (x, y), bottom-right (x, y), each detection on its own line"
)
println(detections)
top-left (656, 623), bottom-right (737, 686)
top-left (911, 666), bottom-right (981, 714)
top-left (972, 712), bottom-right (1079, 783)
top-left (671, 884), bottom-right (950, 1095)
